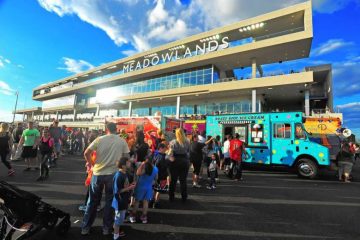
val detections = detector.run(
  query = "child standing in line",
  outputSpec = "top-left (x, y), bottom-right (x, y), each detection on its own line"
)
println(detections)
top-left (130, 159), bottom-right (158, 224)
top-left (153, 143), bottom-right (169, 208)
top-left (112, 157), bottom-right (136, 240)
top-left (207, 153), bottom-right (219, 190)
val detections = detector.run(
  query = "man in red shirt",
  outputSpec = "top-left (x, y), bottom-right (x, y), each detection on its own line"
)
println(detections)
top-left (229, 133), bottom-right (245, 181)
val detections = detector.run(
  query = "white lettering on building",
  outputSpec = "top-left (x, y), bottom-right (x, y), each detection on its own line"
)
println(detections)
top-left (123, 36), bottom-right (230, 73)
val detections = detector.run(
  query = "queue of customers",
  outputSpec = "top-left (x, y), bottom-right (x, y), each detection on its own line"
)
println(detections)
top-left (80, 123), bottom-right (246, 239)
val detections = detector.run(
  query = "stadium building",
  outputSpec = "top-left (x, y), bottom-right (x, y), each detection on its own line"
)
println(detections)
top-left (16, 1), bottom-right (334, 128)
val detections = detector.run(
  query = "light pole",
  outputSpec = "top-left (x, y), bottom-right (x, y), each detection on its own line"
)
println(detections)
top-left (12, 91), bottom-right (19, 124)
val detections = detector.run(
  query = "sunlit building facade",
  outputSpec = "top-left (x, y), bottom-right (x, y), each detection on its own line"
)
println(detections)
top-left (16, 1), bottom-right (334, 128)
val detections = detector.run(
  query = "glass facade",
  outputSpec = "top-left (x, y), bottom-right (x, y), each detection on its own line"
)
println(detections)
top-left (152, 106), bottom-right (176, 116)
top-left (95, 66), bottom-right (214, 103)
top-left (132, 108), bottom-right (149, 116)
top-left (42, 95), bottom-right (75, 109)
top-left (197, 101), bottom-right (258, 115)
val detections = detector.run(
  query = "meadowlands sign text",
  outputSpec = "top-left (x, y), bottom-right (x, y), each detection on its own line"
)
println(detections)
top-left (123, 36), bottom-right (230, 73)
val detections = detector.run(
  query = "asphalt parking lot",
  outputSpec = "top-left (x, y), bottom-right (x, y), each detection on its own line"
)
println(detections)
top-left (1, 155), bottom-right (360, 240)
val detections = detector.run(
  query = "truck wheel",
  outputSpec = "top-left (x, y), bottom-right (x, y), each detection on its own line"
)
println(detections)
top-left (296, 158), bottom-right (318, 179)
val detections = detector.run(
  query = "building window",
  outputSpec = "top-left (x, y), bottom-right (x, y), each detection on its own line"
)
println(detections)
top-left (273, 123), bottom-right (291, 138)
top-left (95, 65), bottom-right (215, 102)
top-left (132, 108), bottom-right (149, 116)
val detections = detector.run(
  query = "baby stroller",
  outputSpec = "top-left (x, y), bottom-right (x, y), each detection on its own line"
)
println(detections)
top-left (0, 181), bottom-right (70, 239)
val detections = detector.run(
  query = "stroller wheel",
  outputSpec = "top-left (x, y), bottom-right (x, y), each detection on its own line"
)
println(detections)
top-left (56, 216), bottom-right (71, 236)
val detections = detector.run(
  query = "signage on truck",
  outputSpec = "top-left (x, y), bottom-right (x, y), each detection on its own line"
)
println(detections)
top-left (214, 115), bottom-right (265, 122)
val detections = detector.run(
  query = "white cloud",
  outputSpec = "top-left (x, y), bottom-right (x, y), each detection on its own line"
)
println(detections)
top-left (0, 56), bottom-right (11, 68)
top-left (336, 102), bottom-right (360, 109)
top-left (311, 0), bottom-right (357, 14)
top-left (121, 50), bottom-right (138, 57)
top-left (132, 35), bottom-right (151, 52)
top-left (17, 64), bottom-right (24, 69)
top-left (148, 0), bottom-right (169, 26)
top-left (312, 39), bottom-right (353, 56)
top-left (0, 81), bottom-right (14, 96)
top-left (37, 0), bottom-right (127, 46)
top-left (37, 0), bottom-right (358, 57)
top-left (0, 109), bottom-right (23, 123)
top-left (58, 57), bottom-right (94, 74)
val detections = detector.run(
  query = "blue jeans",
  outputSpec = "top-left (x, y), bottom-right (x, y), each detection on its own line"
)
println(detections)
top-left (82, 174), bottom-right (114, 231)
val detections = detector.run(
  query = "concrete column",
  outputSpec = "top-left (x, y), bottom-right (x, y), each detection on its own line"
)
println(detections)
top-left (252, 90), bottom-right (257, 113)
top-left (73, 109), bottom-right (77, 121)
top-left (258, 100), bottom-right (262, 112)
top-left (257, 65), bottom-right (264, 77)
top-left (128, 102), bottom-right (132, 117)
top-left (251, 58), bottom-right (257, 78)
top-left (31, 112), bottom-right (34, 121)
top-left (96, 105), bottom-right (100, 116)
top-left (42, 112), bottom-right (45, 122)
top-left (22, 114), bottom-right (25, 121)
top-left (176, 96), bottom-right (181, 119)
top-left (56, 111), bottom-right (59, 120)
top-left (305, 90), bottom-right (310, 116)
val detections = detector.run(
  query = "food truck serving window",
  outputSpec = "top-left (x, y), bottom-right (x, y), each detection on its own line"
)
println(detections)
top-left (274, 123), bottom-right (291, 138)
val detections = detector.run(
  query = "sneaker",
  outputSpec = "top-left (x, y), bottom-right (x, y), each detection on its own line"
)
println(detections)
top-left (23, 167), bottom-right (31, 172)
top-left (212, 185), bottom-right (217, 189)
top-left (194, 184), bottom-right (201, 188)
top-left (8, 169), bottom-right (15, 176)
top-left (119, 231), bottom-right (126, 237)
top-left (78, 205), bottom-right (87, 211)
top-left (81, 228), bottom-right (90, 236)
top-left (129, 215), bottom-right (136, 223)
top-left (140, 215), bottom-right (147, 224)
top-left (206, 186), bottom-right (212, 190)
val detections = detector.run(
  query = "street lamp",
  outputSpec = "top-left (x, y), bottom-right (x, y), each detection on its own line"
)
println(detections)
top-left (12, 91), bottom-right (19, 124)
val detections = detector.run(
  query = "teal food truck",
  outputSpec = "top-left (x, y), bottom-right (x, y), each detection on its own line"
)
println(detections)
top-left (206, 112), bottom-right (330, 179)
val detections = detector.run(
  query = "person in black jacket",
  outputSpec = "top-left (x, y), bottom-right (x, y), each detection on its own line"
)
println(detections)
top-left (190, 134), bottom-right (204, 188)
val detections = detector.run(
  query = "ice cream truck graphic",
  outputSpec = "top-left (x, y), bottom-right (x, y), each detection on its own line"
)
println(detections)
top-left (206, 112), bottom-right (330, 179)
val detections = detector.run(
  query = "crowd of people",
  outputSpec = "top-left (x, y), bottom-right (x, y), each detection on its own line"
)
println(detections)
top-left (78, 122), bottom-right (250, 239)
top-left (0, 118), bottom-right (359, 240)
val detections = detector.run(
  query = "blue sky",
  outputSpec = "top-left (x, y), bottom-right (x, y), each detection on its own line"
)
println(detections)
top-left (0, 0), bottom-right (359, 137)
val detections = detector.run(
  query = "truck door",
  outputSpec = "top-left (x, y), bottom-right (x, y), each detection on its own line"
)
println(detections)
top-left (271, 122), bottom-right (296, 166)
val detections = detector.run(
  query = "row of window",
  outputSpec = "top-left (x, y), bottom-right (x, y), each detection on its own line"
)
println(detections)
top-left (97, 101), bottom-right (261, 117)
top-left (95, 66), bottom-right (215, 102)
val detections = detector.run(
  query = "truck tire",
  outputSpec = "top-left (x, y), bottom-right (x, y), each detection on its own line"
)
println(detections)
top-left (296, 158), bottom-right (318, 179)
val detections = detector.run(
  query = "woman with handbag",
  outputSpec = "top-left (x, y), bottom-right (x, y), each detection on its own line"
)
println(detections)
top-left (168, 128), bottom-right (190, 202)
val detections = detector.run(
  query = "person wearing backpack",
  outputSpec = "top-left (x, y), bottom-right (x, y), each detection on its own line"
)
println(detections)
top-left (37, 128), bottom-right (56, 181)
top-left (229, 133), bottom-right (245, 181)
top-left (0, 123), bottom-right (15, 176)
